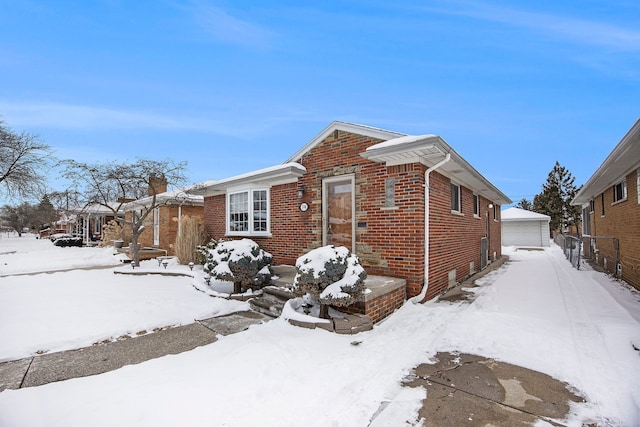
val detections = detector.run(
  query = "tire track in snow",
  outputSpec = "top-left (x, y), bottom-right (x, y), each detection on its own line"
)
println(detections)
top-left (546, 249), bottom-right (621, 423)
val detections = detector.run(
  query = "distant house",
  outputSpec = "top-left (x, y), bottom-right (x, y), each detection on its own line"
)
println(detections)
top-left (122, 187), bottom-right (204, 256)
top-left (501, 207), bottom-right (550, 247)
top-left (572, 118), bottom-right (640, 291)
top-left (69, 202), bottom-right (120, 245)
top-left (190, 121), bottom-right (510, 316)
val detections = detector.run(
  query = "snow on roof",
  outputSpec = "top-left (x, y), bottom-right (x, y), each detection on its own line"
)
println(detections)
top-left (188, 163), bottom-right (306, 197)
top-left (123, 188), bottom-right (204, 209)
top-left (365, 134), bottom-right (438, 151)
top-left (285, 121), bottom-right (405, 163)
top-left (501, 207), bottom-right (550, 222)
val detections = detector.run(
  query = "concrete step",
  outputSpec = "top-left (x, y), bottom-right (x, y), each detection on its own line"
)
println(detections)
top-left (249, 286), bottom-right (293, 318)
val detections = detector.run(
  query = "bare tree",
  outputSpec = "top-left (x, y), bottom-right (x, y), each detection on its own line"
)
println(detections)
top-left (60, 158), bottom-right (188, 265)
top-left (0, 202), bottom-right (38, 236)
top-left (0, 119), bottom-right (53, 200)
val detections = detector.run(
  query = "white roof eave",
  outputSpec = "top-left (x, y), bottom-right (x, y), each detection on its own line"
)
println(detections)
top-left (362, 136), bottom-right (512, 206)
top-left (573, 118), bottom-right (640, 206)
top-left (286, 121), bottom-right (406, 163)
top-left (188, 163), bottom-right (307, 198)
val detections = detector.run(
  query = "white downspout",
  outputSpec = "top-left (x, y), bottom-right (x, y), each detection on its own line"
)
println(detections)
top-left (411, 153), bottom-right (451, 304)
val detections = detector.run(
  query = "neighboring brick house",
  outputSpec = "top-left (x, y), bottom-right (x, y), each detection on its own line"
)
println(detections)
top-left (192, 121), bottom-right (510, 304)
top-left (572, 118), bottom-right (640, 291)
top-left (124, 186), bottom-right (204, 256)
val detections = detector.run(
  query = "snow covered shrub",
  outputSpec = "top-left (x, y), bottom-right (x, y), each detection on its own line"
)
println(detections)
top-left (174, 215), bottom-right (208, 265)
top-left (53, 236), bottom-right (83, 247)
top-left (196, 238), bottom-right (218, 265)
top-left (293, 245), bottom-right (367, 318)
top-left (203, 238), bottom-right (273, 294)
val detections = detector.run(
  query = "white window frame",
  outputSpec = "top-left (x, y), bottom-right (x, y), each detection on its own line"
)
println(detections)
top-left (226, 188), bottom-right (271, 236)
top-left (612, 180), bottom-right (627, 204)
top-left (451, 182), bottom-right (461, 213)
top-left (637, 169), bottom-right (640, 204)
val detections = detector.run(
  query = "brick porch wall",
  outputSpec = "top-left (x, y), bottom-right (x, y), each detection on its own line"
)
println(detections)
top-left (339, 286), bottom-right (407, 323)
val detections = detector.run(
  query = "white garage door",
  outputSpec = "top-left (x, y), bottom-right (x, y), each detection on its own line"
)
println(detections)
top-left (503, 221), bottom-right (548, 247)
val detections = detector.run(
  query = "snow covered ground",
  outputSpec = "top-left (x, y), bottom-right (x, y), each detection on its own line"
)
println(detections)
top-left (0, 234), bottom-right (639, 426)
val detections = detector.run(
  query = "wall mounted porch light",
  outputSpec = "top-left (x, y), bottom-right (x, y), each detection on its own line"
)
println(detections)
top-left (298, 184), bottom-right (306, 199)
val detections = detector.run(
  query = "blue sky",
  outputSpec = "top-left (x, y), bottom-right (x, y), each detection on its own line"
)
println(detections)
top-left (1, 0), bottom-right (639, 205)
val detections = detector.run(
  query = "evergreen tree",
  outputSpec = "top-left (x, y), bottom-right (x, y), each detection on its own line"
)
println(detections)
top-left (533, 161), bottom-right (581, 235)
top-left (515, 198), bottom-right (533, 210)
top-left (35, 194), bottom-right (57, 230)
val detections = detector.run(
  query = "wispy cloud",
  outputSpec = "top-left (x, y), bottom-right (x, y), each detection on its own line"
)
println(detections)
top-left (424, 1), bottom-right (640, 51)
top-left (0, 100), bottom-right (313, 138)
top-left (188, 1), bottom-right (274, 49)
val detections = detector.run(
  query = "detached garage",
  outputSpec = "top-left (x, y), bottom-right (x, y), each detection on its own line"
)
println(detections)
top-left (501, 207), bottom-right (551, 247)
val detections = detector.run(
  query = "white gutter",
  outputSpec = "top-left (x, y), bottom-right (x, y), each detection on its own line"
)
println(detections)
top-left (411, 153), bottom-right (451, 304)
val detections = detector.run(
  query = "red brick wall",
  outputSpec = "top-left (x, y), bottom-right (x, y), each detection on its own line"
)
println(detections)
top-left (339, 286), bottom-right (406, 323)
top-left (587, 169), bottom-right (640, 290)
top-left (427, 171), bottom-right (502, 298)
top-left (200, 129), bottom-right (503, 301)
top-left (136, 204), bottom-right (204, 256)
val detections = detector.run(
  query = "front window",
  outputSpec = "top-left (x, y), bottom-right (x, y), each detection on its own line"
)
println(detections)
top-left (227, 189), bottom-right (270, 235)
top-left (451, 183), bottom-right (461, 212)
top-left (613, 180), bottom-right (627, 203)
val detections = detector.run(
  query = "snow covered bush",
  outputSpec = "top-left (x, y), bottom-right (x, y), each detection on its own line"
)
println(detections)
top-left (293, 245), bottom-right (367, 318)
top-left (52, 236), bottom-right (83, 247)
top-left (196, 238), bottom-right (218, 265)
top-left (203, 238), bottom-right (273, 294)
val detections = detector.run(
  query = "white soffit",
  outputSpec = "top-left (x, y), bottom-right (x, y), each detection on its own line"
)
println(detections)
top-left (573, 118), bottom-right (640, 205)
top-left (189, 163), bottom-right (306, 197)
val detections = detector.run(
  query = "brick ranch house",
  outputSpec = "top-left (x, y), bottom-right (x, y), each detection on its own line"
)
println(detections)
top-left (123, 180), bottom-right (204, 256)
top-left (191, 121), bottom-right (511, 311)
top-left (572, 118), bottom-right (640, 291)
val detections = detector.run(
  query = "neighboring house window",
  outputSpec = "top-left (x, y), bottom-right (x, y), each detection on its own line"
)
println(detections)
top-left (227, 189), bottom-right (270, 235)
top-left (613, 180), bottom-right (627, 203)
top-left (582, 206), bottom-right (591, 235)
top-left (493, 204), bottom-right (499, 220)
top-left (451, 183), bottom-right (461, 213)
top-left (473, 194), bottom-right (480, 217)
top-left (601, 193), bottom-right (605, 216)
top-left (589, 199), bottom-right (595, 213)
top-left (637, 169), bottom-right (640, 204)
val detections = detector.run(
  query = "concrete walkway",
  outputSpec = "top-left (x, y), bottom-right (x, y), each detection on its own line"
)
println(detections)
top-left (0, 310), bottom-right (270, 392)
top-left (397, 352), bottom-right (584, 427)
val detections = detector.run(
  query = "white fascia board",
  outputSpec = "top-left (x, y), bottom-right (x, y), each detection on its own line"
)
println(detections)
top-left (285, 121), bottom-right (405, 163)
top-left (573, 118), bottom-right (640, 205)
top-left (362, 135), bottom-right (512, 206)
top-left (190, 163), bottom-right (306, 198)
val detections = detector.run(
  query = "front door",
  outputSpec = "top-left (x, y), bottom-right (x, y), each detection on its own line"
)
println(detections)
top-left (323, 175), bottom-right (355, 252)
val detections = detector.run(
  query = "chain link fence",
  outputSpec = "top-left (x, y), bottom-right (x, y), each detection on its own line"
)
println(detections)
top-left (554, 234), bottom-right (582, 269)
top-left (581, 235), bottom-right (620, 277)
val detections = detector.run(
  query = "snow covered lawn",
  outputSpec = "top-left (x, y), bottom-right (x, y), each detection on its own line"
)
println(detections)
top-left (0, 234), bottom-right (638, 426)
top-left (0, 234), bottom-right (248, 361)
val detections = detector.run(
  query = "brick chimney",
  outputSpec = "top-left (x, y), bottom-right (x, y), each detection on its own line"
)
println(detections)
top-left (148, 173), bottom-right (167, 196)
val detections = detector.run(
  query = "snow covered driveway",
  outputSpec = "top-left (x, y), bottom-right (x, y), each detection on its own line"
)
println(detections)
top-left (0, 244), bottom-right (638, 426)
